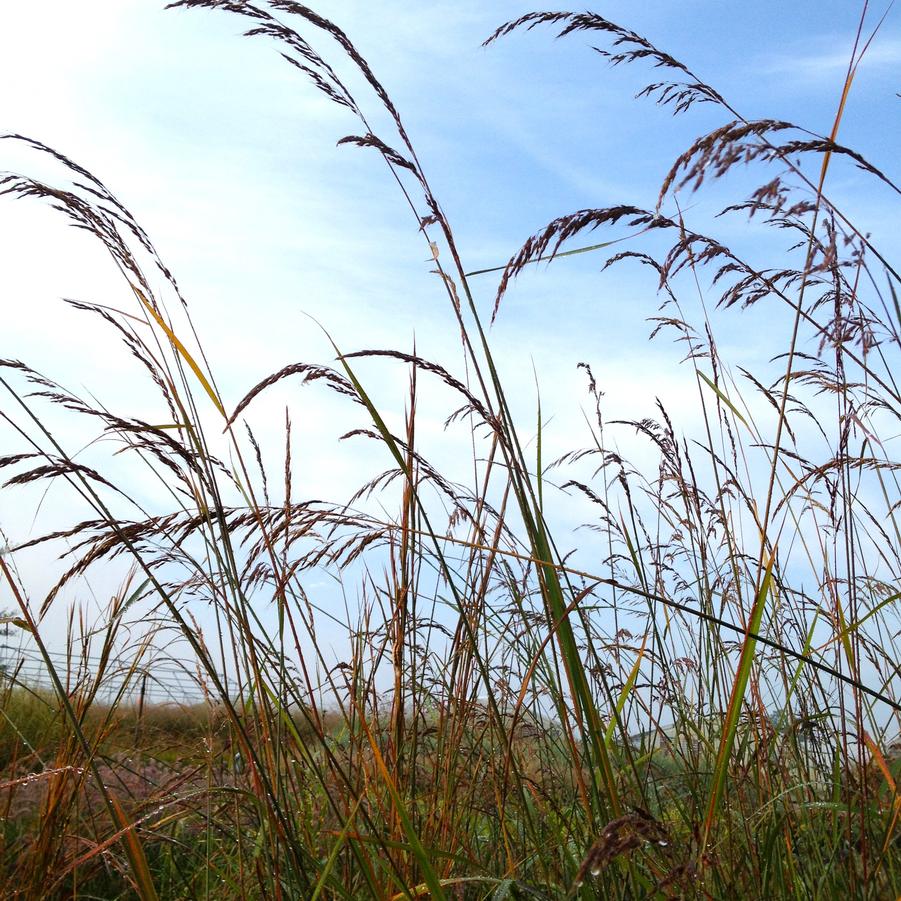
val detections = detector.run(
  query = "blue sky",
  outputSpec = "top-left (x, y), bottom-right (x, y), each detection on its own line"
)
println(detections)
top-left (0, 1), bottom-right (899, 666)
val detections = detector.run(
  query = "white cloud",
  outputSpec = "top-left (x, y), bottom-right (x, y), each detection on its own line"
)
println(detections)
top-left (763, 35), bottom-right (901, 83)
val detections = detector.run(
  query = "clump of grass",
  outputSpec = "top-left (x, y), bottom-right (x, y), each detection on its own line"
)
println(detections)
top-left (0, 686), bottom-right (64, 770)
top-left (1, 1), bottom-right (900, 899)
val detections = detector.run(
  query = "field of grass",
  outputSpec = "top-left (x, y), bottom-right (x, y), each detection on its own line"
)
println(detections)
top-left (1, 2), bottom-right (900, 899)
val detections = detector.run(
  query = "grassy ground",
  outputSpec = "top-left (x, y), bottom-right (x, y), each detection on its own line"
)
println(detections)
top-left (1, 2), bottom-right (900, 898)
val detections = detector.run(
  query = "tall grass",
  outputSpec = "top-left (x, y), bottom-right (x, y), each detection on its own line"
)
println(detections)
top-left (1, 2), bottom-right (899, 898)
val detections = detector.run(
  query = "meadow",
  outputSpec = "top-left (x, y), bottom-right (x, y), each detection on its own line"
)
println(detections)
top-left (0, 2), bottom-right (899, 898)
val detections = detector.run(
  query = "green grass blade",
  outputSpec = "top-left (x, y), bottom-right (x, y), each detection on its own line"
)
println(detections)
top-left (703, 548), bottom-right (777, 849)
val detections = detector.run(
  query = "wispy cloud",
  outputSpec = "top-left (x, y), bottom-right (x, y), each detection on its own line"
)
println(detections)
top-left (762, 35), bottom-right (901, 83)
